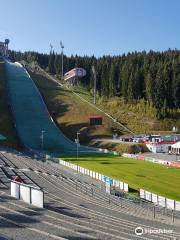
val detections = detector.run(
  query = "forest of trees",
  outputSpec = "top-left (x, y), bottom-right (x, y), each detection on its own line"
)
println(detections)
top-left (9, 49), bottom-right (180, 119)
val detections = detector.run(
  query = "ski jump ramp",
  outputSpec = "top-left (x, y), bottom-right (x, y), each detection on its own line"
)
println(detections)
top-left (5, 61), bottom-right (98, 155)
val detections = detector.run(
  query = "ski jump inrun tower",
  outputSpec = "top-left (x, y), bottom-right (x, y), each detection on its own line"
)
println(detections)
top-left (0, 39), bottom-right (10, 57)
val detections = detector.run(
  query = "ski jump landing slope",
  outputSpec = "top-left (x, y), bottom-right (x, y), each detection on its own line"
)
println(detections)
top-left (5, 61), bottom-right (97, 155)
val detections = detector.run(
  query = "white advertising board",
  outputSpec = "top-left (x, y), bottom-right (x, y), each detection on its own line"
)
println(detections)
top-left (93, 172), bottom-right (96, 178)
top-left (112, 179), bottom-right (116, 186)
top-left (98, 174), bottom-right (102, 181)
top-left (140, 189), bottom-right (145, 199)
top-left (96, 172), bottom-right (99, 180)
top-left (115, 180), bottom-right (120, 188)
top-left (11, 182), bottom-right (20, 199)
top-left (145, 191), bottom-right (152, 201)
top-left (31, 188), bottom-right (44, 208)
top-left (90, 170), bottom-right (93, 177)
top-left (175, 201), bottom-right (180, 211)
top-left (120, 181), bottom-right (124, 190)
top-left (20, 185), bottom-right (31, 204)
top-left (124, 183), bottom-right (128, 192)
top-left (152, 193), bottom-right (158, 204)
top-left (158, 196), bottom-right (166, 207)
top-left (105, 183), bottom-right (111, 194)
top-left (166, 198), bottom-right (175, 210)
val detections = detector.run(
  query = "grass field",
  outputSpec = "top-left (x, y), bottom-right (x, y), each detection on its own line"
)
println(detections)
top-left (0, 59), bottom-right (20, 149)
top-left (62, 154), bottom-right (180, 201)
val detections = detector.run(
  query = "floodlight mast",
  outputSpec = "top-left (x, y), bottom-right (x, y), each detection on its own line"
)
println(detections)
top-left (60, 41), bottom-right (64, 80)
top-left (50, 43), bottom-right (53, 54)
top-left (4, 39), bottom-right (10, 56)
top-left (92, 66), bottom-right (97, 105)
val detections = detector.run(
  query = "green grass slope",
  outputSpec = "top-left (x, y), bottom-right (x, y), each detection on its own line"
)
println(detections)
top-left (70, 88), bottom-right (180, 134)
top-left (30, 71), bottom-right (119, 145)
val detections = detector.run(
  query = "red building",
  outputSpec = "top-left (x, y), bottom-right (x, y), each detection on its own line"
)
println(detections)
top-left (89, 116), bottom-right (103, 126)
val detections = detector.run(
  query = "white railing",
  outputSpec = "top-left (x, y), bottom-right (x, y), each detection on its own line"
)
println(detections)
top-left (59, 159), bottom-right (129, 192)
top-left (140, 189), bottom-right (180, 211)
top-left (11, 181), bottom-right (44, 208)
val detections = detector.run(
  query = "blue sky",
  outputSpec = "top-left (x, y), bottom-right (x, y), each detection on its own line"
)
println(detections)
top-left (0, 0), bottom-right (179, 56)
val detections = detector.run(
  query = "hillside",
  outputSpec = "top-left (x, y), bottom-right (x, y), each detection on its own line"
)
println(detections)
top-left (0, 59), bottom-right (20, 149)
top-left (10, 49), bottom-right (180, 121)
top-left (0, 57), bottom-right (179, 152)
top-left (29, 67), bottom-right (180, 137)
top-left (29, 71), bottom-right (119, 145)
top-left (24, 68), bottom-right (179, 156)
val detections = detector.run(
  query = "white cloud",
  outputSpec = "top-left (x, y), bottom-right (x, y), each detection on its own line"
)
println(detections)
top-left (0, 29), bottom-right (12, 39)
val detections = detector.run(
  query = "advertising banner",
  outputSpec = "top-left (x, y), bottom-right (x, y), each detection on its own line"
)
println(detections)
top-left (166, 198), bottom-right (175, 210)
top-left (175, 201), bottom-right (180, 211)
top-left (145, 191), bottom-right (152, 201)
top-left (140, 189), bottom-right (145, 199)
top-left (152, 193), bottom-right (158, 204)
top-left (124, 183), bottom-right (129, 192)
top-left (105, 182), bottom-right (111, 194)
top-left (158, 196), bottom-right (166, 207)
top-left (120, 181), bottom-right (124, 190)
top-left (115, 180), bottom-right (120, 188)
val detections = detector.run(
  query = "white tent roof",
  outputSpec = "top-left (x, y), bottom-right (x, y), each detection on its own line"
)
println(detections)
top-left (171, 141), bottom-right (180, 148)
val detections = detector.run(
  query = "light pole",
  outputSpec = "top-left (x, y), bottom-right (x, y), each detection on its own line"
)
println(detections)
top-left (174, 134), bottom-right (178, 161)
top-left (60, 41), bottom-right (64, 80)
top-left (75, 131), bottom-right (80, 173)
top-left (92, 66), bottom-right (96, 105)
top-left (40, 130), bottom-right (45, 150)
top-left (50, 43), bottom-right (53, 54)
top-left (76, 131), bottom-right (80, 160)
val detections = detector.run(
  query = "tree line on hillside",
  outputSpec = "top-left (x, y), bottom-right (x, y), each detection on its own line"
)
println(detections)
top-left (9, 49), bottom-right (180, 119)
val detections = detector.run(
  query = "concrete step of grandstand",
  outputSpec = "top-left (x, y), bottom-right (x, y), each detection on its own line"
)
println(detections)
top-left (24, 171), bottom-right (180, 237)
top-left (2, 150), bottom-right (180, 224)
top-left (1, 149), bottom-right (180, 240)
top-left (0, 191), bottom-right (176, 240)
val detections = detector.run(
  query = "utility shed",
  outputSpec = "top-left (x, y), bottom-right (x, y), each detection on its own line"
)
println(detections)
top-left (170, 141), bottom-right (180, 155)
